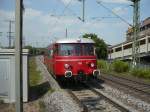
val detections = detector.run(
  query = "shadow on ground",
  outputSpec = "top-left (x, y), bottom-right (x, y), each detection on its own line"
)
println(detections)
top-left (58, 78), bottom-right (105, 91)
top-left (29, 81), bottom-right (50, 101)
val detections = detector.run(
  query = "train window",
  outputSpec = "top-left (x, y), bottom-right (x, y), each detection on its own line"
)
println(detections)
top-left (75, 44), bottom-right (82, 56)
top-left (59, 44), bottom-right (74, 56)
top-left (53, 46), bottom-right (58, 55)
top-left (84, 44), bottom-right (94, 56)
top-left (59, 44), bottom-right (94, 56)
top-left (48, 50), bottom-right (51, 58)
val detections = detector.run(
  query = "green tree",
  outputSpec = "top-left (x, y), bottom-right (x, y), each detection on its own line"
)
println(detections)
top-left (82, 33), bottom-right (108, 59)
top-left (24, 45), bottom-right (36, 55)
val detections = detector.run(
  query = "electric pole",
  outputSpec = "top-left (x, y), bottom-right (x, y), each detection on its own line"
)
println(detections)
top-left (6, 20), bottom-right (15, 48)
top-left (23, 36), bottom-right (26, 47)
top-left (66, 28), bottom-right (68, 38)
top-left (78, 0), bottom-right (85, 22)
top-left (82, 0), bottom-right (85, 22)
top-left (15, 0), bottom-right (23, 112)
top-left (131, 0), bottom-right (140, 68)
top-left (0, 32), bottom-right (2, 48)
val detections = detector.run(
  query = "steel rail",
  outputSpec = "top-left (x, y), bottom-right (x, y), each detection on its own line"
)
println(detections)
top-left (101, 75), bottom-right (150, 96)
top-left (67, 82), bottom-right (129, 112)
top-left (102, 73), bottom-right (150, 87)
top-left (67, 90), bottom-right (89, 112)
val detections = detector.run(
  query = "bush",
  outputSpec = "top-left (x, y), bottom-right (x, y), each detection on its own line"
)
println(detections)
top-left (131, 68), bottom-right (150, 79)
top-left (112, 60), bottom-right (129, 73)
top-left (97, 60), bottom-right (110, 72)
top-left (98, 60), bottom-right (107, 69)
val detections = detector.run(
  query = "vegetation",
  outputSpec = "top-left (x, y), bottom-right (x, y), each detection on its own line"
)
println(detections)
top-left (82, 33), bottom-right (108, 59)
top-left (97, 60), bottom-right (110, 72)
top-left (29, 57), bottom-right (51, 112)
top-left (97, 59), bottom-right (150, 80)
top-left (29, 57), bottom-right (42, 86)
top-left (131, 68), bottom-right (150, 79)
top-left (112, 60), bottom-right (129, 73)
top-left (24, 45), bottom-right (46, 55)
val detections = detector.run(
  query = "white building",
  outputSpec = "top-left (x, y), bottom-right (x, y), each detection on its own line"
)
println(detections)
top-left (108, 36), bottom-right (150, 60)
top-left (0, 49), bottom-right (29, 103)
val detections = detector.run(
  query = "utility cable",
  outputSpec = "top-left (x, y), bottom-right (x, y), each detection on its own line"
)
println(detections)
top-left (57, 0), bottom-right (79, 18)
top-left (96, 1), bottom-right (132, 26)
top-left (49, 0), bottom-right (73, 39)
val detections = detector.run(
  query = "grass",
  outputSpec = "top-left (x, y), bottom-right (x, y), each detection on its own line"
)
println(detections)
top-left (98, 59), bottom-right (150, 83)
top-left (29, 57), bottom-right (54, 112)
top-left (29, 57), bottom-right (51, 99)
top-left (29, 57), bottom-right (42, 86)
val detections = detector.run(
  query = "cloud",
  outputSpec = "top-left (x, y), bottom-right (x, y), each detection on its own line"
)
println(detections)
top-left (61, 0), bottom-right (80, 5)
top-left (0, 10), bottom-right (15, 47)
top-left (0, 7), bottom-right (128, 47)
top-left (0, 10), bottom-right (14, 20)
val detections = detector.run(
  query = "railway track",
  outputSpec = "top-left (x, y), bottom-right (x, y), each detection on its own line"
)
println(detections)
top-left (66, 82), bottom-right (129, 112)
top-left (100, 74), bottom-right (150, 103)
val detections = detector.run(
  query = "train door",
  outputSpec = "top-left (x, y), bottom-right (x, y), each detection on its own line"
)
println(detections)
top-left (47, 47), bottom-right (53, 73)
top-left (52, 44), bottom-right (58, 75)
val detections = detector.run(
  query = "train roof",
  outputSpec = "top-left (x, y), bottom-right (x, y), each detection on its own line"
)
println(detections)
top-left (55, 38), bottom-right (95, 44)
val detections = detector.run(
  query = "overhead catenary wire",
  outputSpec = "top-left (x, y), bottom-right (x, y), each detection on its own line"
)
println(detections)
top-left (96, 1), bottom-right (132, 27)
top-left (48, 0), bottom-right (73, 39)
top-left (57, 0), bottom-right (79, 18)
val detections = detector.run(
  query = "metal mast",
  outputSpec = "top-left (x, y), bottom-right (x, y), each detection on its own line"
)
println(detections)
top-left (9, 21), bottom-right (12, 47)
top-left (78, 0), bottom-right (85, 22)
top-left (66, 28), bottom-right (68, 38)
top-left (82, 0), bottom-right (85, 22)
top-left (5, 20), bottom-right (14, 48)
top-left (131, 0), bottom-right (140, 67)
top-left (15, 0), bottom-right (23, 112)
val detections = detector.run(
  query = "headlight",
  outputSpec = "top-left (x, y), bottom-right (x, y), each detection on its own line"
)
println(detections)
top-left (64, 64), bottom-right (70, 69)
top-left (91, 63), bottom-right (95, 67)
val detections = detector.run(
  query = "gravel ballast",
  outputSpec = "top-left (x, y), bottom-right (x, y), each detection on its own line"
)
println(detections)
top-left (97, 83), bottom-right (150, 112)
top-left (43, 91), bottom-right (82, 112)
top-left (36, 56), bottom-right (82, 112)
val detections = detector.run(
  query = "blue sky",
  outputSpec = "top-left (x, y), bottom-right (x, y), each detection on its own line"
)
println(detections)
top-left (0, 0), bottom-right (150, 47)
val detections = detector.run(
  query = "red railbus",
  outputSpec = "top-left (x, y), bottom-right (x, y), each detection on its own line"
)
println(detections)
top-left (44, 38), bottom-right (100, 81)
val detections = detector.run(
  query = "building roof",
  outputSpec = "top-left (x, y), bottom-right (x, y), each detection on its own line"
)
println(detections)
top-left (0, 49), bottom-right (29, 55)
top-left (141, 17), bottom-right (150, 27)
top-left (55, 38), bottom-right (95, 44)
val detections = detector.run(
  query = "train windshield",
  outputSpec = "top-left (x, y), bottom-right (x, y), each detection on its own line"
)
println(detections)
top-left (59, 44), bottom-right (94, 56)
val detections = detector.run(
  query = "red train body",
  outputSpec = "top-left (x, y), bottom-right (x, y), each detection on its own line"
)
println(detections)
top-left (44, 38), bottom-right (100, 81)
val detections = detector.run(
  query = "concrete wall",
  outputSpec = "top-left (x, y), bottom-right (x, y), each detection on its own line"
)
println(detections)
top-left (0, 49), bottom-right (29, 103)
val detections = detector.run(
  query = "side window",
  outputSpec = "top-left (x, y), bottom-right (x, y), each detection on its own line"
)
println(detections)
top-left (53, 46), bottom-right (58, 55)
top-left (51, 50), bottom-right (53, 56)
top-left (84, 44), bottom-right (94, 56)
top-left (48, 49), bottom-right (53, 58)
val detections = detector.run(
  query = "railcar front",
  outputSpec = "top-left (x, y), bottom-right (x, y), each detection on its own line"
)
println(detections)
top-left (53, 38), bottom-right (100, 81)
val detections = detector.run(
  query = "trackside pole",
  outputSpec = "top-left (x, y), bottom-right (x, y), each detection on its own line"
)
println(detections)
top-left (15, 0), bottom-right (23, 112)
